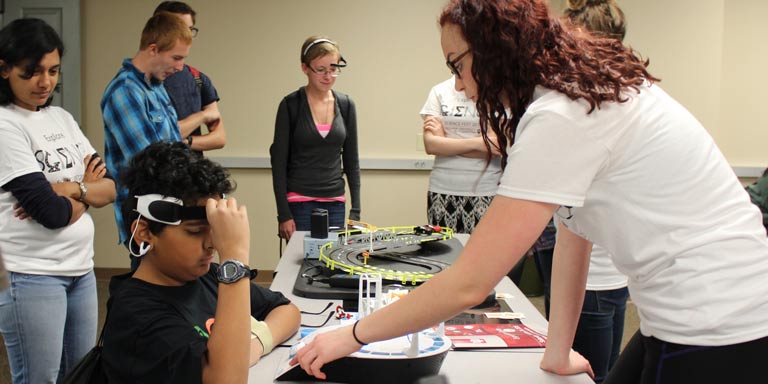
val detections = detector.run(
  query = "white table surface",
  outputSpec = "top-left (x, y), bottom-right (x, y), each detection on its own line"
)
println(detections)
top-left (248, 232), bottom-right (592, 384)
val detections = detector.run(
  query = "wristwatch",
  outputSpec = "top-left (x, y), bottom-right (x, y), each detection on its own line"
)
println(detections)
top-left (77, 181), bottom-right (88, 202)
top-left (217, 260), bottom-right (250, 284)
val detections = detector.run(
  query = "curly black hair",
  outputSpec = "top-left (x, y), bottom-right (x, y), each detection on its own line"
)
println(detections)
top-left (120, 141), bottom-right (235, 238)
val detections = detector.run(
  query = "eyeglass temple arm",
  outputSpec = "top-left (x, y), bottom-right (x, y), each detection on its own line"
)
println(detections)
top-left (331, 56), bottom-right (348, 68)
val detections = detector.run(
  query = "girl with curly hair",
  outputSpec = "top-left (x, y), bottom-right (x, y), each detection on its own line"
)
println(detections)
top-left (294, 1), bottom-right (768, 383)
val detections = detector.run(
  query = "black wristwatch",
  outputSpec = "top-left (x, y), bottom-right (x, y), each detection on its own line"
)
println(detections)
top-left (217, 260), bottom-right (250, 284)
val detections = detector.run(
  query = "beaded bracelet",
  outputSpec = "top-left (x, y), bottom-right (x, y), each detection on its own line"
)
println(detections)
top-left (352, 320), bottom-right (368, 346)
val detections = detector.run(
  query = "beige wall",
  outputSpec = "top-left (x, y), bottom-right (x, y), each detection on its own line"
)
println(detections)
top-left (82, 0), bottom-right (768, 270)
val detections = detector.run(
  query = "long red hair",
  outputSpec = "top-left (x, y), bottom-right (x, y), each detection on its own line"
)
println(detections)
top-left (439, 0), bottom-right (659, 168)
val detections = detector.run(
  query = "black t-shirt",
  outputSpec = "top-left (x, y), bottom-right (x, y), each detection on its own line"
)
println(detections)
top-left (102, 264), bottom-right (290, 384)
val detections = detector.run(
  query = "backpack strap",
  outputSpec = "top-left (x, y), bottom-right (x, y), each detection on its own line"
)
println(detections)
top-left (333, 91), bottom-right (351, 127)
top-left (334, 91), bottom-right (352, 153)
top-left (288, 89), bottom-right (301, 138)
top-left (188, 65), bottom-right (203, 90)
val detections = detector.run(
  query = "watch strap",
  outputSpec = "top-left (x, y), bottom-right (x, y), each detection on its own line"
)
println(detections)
top-left (77, 181), bottom-right (88, 202)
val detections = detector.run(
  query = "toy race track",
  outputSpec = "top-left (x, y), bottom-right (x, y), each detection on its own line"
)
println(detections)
top-left (319, 224), bottom-right (455, 284)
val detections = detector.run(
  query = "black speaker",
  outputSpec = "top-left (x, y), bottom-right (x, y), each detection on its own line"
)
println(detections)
top-left (310, 208), bottom-right (328, 238)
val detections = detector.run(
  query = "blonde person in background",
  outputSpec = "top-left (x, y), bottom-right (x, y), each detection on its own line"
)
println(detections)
top-left (294, 1), bottom-right (768, 383)
top-left (537, 1), bottom-right (630, 382)
top-left (420, 75), bottom-right (502, 234)
top-left (154, 1), bottom-right (227, 154)
top-left (270, 36), bottom-right (360, 241)
top-left (101, 12), bottom-right (193, 271)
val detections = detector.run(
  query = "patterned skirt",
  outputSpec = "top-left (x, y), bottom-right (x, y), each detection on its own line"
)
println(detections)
top-left (427, 191), bottom-right (493, 234)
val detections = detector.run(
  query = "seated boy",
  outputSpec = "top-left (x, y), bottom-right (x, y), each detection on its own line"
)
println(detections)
top-left (102, 141), bottom-right (300, 383)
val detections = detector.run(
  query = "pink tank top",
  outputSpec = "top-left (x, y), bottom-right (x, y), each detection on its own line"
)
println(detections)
top-left (316, 123), bottom-right (331, 138)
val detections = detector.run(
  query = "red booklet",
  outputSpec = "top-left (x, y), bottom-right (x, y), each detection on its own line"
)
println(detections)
top-left (445, 322), bottom-right (547, 349)
top-left (443, 299), bottom-right (547, 349)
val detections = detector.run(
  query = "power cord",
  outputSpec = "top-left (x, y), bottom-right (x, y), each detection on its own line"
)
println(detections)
top-left (300, 301), bottom-right (333, 315)
top-left (300, 265), bottom-right (330, 285)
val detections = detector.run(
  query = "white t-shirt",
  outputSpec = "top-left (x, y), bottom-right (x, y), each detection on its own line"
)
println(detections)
top-left (497, 84), bottom-right (768, 346)
top-left (0, 104), bottom-right (96, 276)
top-left (553, 211), bottom-right (628, 291)
top-left (420, 77), bottom-right (502, 196)
top-left (586, 244), bottom-right (627, 291)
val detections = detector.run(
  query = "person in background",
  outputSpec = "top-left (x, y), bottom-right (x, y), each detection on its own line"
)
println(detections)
top-left (270, 36), bottom-right (361, 240)
top-left (534, 1), bottom-right (630, 382)
top-left (0, 18), bottom-right (116, 383)
top-left (293, 1), bottom-right (768, 383)
top-left (153, 1), bottom-right (226, 154)
top-left (102, 141), bottom-right (300, 383)
top-left (745, 168), bottom-right (768, 232)
top-left (420, 75), bottom-right (502, 234)
top-left (421, 75), bottom-right (556, 305)
top-left (101, 12), bottom-right (192, 268)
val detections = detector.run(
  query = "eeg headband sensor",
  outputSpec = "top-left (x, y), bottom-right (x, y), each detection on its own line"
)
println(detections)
top-left (302, 38), bottom-right (348, 68)
top-left (134, 194), bottom-right (207, 225)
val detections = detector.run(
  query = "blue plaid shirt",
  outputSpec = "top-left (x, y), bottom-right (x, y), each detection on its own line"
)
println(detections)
top-left (102, 59), bottom-right (181, 244)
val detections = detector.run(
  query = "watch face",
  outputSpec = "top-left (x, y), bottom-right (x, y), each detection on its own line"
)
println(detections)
top-left (223, 263), bottom-right (237, 278)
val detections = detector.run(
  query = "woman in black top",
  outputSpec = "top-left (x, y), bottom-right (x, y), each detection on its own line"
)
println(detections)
top-left (270, 35), bottom-right (361, 240)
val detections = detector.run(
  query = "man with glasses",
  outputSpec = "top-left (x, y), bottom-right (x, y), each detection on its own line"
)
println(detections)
top-left (153, 1), bottom-right (226, 154)
top-left (101, 12), bottom-right (192, 269)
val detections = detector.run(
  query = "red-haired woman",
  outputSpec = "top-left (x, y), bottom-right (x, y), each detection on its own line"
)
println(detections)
top-left (294, 1), bottom-right (768, 383)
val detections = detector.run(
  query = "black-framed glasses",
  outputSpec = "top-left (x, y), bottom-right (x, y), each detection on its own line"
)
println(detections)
top-left (309, 66), bottom-right (342, 77)
top-left (446, 49), bottom-right (470, 79)
top-left (189, 26), bottom-right (199, 38)
top-left (308, 56), bottom-right (347, 78)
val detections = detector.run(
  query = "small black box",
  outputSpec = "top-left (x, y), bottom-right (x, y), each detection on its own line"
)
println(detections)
top-left (310, 208), bottom-right (328, 238)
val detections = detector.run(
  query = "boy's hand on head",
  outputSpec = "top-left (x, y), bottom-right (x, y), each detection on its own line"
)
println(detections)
top-left (206, 197), bottom-right (250, 264)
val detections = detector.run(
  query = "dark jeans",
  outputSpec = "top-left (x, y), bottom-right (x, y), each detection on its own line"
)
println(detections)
top-left (289, 201), bottom-right (345, 231)
top-left (532, 249), bottom-right (628, 383)
top-left (573, 287), bottom-right (629, 384)
top-left (532, 249), bottom-right (554, 317)
top-left (605, 331), bottom-right (768, 384)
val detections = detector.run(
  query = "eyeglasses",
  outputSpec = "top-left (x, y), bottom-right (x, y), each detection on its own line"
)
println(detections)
top-left (189, 26), bottom-right (199, 38)
top-left (309, 66), bottom-right (342, 77)
top-left (446, 49), bottom-right (470, 79)
top-left (307, 57), bottom-right (347, 78)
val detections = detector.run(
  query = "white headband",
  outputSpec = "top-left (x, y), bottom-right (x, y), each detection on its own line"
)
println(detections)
top-left (302, 38), bottom-right (335, 58)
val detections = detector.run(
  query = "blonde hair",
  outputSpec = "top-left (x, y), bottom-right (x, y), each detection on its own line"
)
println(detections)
top-left (139, 12), bottom-right (192, 52)
top-left (300, 35), bottom-right (340, 64)
top-left (565, 0), bottom-right (626, 41)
